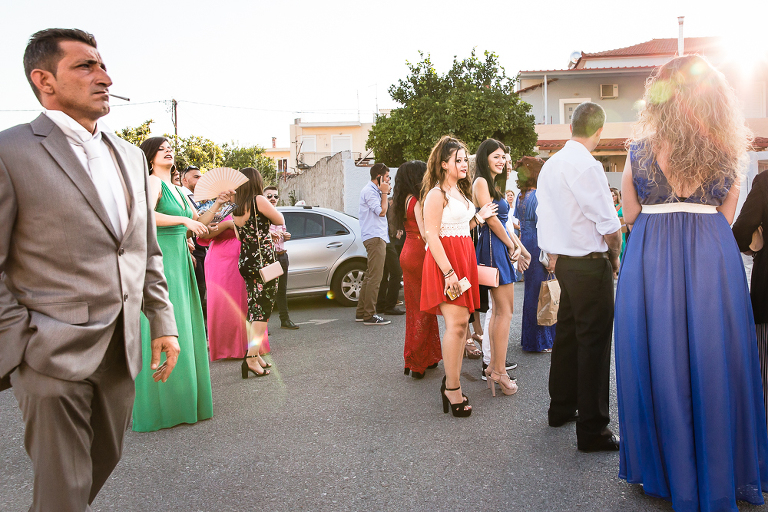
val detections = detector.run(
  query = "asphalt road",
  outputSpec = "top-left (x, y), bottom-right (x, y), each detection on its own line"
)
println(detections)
top-left (1, 283), bottom-right (766, 511)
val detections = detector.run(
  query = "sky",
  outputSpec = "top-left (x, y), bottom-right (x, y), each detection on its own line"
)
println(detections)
top-left (0, 0), bottom-right (763, 150)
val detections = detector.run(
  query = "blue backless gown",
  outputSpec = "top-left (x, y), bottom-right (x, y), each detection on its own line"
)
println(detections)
top-left (614, 141), bottom-right (768, 511)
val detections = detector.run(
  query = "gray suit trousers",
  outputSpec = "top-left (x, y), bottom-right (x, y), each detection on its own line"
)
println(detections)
top-left (11, 316), bottom-right (134, 512)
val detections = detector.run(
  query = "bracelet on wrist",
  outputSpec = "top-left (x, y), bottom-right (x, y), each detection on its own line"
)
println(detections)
top-left (474, 213), bottom-right (485, 225)
top-left (443, 268), bottom-right (455, 279)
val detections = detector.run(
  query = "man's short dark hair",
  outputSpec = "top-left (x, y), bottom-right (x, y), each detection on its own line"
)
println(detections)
top-left (370, 163), bottom-right (389, 180)
top-left (571, 102), bottom-right (606, 138)
top-left (264, 186), bottom-right (278, 193)
top-left (23, 28), bottom-right (98, 102)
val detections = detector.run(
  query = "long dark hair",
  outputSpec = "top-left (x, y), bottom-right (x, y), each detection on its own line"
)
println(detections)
top-left (139, 137), bottom-right (171, 175)
top-left (233, 167), bottom-right (264, 216)
top-left (474, 139), bottom-right (507, 201)
top-left (421, 135), bottom-right (471, 205)
top-left (392, 160), bottom-right (427, 231)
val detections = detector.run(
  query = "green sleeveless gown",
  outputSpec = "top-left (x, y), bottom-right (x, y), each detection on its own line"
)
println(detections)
top-left (132, 181), bottom-right (213, 432)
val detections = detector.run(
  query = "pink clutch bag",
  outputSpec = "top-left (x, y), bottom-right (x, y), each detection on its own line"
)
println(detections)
top-left (477, 264), bottom-right (499, 287)
top-left (259, 260), bottom-right (284, 283)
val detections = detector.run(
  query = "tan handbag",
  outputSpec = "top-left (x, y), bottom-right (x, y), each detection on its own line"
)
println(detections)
top-left (477, 224), bottom-right (500, 287)
top-left (537, 273), bottom-right (560, 326)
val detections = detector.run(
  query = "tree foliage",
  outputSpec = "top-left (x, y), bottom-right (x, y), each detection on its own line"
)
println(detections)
top-left (116, 119), bottom-right (153, 147)
top-left (115, 121), bottom-right (277, 186)
top-left (367, 50), bottom-right (537, 166)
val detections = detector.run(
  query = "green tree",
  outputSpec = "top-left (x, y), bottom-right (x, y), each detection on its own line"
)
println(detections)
top-left (116, 119), bottom-right (153, 146)
top-left (367, 50), bottom-right (537, 165)
top-left (115, 121), bottom-right (277, 186)
top-left (170, 134), bottom-right (223, 171)
top-left (221, 143), bottom-right (277, 186)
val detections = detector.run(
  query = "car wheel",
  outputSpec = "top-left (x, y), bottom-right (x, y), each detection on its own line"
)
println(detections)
top-left (331, 261), bottom-right (366, 307)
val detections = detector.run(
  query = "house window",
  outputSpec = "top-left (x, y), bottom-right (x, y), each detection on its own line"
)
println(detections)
top-left (277, 158), bottom-right (288, 172)
top-left (331, 135), bottom-right (352, 154)
top-left (559, 98), bottom-right (591, 124)
top-left (300, 135), bottom-right (316, 153)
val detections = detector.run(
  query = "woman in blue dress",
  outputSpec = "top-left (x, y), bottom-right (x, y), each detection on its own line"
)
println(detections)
top-left (472, 139), bottom-right (531, 396)
top-left (514, 157), bottom-right (555, 353)
top-left (615, 55), bottom-right (768, 511)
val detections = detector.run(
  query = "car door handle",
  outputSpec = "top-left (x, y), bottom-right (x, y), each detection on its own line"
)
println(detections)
top-left (326, 242), bottom-right (343, 248)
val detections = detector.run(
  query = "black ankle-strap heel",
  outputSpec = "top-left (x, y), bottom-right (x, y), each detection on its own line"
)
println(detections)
top-left (440, 376), bottom-right (472, 417)
top-left (241, 355), bottom-right (270, 379)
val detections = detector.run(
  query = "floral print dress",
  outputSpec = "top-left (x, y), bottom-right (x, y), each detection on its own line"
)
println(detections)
top-left (238, 199), bottom-right (278, 322)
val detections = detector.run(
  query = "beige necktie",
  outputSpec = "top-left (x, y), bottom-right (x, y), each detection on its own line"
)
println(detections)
top-left (81, 136), bottom-right (123, 237)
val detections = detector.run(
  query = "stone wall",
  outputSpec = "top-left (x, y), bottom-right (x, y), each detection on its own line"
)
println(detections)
top-left (279, 151), bottom-right (347, 210)
top-left (280, 150), bottom-right (397, 216)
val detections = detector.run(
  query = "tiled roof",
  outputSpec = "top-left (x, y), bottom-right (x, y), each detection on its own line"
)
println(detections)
top-left (754, 137), bottom-right (768, 149)
top-left (537, 138), bottom-right (628, 151)
top-left (519, 65), bottom-right (655, 74)
top-left (582, 37), bottom-right (720, 58)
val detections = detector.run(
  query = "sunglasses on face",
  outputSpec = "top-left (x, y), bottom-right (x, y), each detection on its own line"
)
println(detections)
top-left (266, 194), bottom-right (279, 199)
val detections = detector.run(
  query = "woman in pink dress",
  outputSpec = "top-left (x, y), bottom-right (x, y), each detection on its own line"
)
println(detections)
top-left (198, 216), bottom-right (270, 360)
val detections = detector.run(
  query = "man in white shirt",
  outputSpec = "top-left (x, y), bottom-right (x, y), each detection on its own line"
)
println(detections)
top-left (180, 165), bottom-right (208, 314)
top-left (536, 102), bottom-right (622, 452)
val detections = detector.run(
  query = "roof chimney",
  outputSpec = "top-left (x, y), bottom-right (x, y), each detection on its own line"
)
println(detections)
top-left (272, 137), bottom-right (276, 148)
top-left (677, 16), bottom-right (685, 56)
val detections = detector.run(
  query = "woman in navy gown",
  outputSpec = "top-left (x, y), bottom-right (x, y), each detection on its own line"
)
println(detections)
top-left (514, 156), bottom-right (555, 353)
top-left (615, 55), bottom-right (768, 511)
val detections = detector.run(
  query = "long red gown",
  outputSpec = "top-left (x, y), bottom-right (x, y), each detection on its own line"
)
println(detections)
top-left (400, 197), bottom-right (442, 373)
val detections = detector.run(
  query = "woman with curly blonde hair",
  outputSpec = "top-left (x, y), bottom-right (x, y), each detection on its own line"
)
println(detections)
top-left (615, 55), bottom-right (768, 510)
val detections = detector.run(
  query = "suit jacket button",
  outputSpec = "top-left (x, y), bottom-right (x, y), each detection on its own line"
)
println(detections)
top-left (118, 248), bottom-right (125, 256)
top-left (123, 293), bottom-right (128, 301)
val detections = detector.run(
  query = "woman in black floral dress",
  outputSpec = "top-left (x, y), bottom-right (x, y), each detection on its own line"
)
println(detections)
top-left (233, 167), bottom-right (285, 378)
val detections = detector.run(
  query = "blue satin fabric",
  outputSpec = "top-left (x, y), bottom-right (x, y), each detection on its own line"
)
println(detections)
top-left (476, 197), bottom-right (517, 286)
top-left (614, 142), bottom-right (768, 511)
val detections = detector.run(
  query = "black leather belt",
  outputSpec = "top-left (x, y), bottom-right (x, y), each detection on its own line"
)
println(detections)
top-left (558, 252), bottom-right (608, 260)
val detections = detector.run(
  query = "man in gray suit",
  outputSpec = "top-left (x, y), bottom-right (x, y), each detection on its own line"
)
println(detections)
top-left (0, 28), bottom-right (180, 511)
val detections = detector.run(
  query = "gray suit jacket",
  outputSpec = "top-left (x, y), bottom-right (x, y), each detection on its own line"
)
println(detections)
top-left (0, 114), bottom-right (177, 391)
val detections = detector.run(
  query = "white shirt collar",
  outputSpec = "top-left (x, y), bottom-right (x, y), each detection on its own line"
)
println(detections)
top-left (44, 110), bottom-right (110, 144)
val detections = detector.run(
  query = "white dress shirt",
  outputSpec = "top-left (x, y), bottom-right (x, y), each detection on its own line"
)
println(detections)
top-left (44, 110), bottom-right (129, 236)
top-left (536, 140), bottom-right (621, 256)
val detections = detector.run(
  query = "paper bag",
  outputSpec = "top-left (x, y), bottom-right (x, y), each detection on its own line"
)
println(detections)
top-left (537, 274), bottom-right (560, 326)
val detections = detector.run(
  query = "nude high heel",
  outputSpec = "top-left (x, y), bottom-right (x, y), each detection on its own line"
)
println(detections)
top-left (488, 370), bottom-right (518, 396)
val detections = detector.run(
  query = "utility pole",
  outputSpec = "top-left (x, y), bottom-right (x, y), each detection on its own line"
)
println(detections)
top-left (171, 99), bottom-right (178, 149)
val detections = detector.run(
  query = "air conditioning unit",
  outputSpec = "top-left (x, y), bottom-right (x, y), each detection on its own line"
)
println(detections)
top-left (601, 84), bottom-right (619, 99)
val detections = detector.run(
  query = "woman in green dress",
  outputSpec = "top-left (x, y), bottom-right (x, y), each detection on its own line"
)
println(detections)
top-left (132, 137), bottom-right (231, 432)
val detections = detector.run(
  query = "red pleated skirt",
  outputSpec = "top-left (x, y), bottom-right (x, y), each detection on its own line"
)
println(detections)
top-left (421, 235), bottom-right (480, 315)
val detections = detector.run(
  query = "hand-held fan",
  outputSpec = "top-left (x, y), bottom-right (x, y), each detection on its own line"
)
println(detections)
top-left (193, 167), bottom-right (249, 202)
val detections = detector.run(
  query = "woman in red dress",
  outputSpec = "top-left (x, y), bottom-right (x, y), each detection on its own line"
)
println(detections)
top-left (421, 136), bottom-right (497, 417)
top-left (392, 160), bottom-right (441, 379)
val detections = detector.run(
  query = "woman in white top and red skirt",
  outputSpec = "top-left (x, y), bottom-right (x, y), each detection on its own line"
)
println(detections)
top-left (421, 136), bottom-right (497, 417)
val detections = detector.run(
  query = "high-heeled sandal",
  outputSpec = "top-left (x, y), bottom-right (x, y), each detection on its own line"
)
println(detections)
top-left (487, 369), bottom-right (518, 396)
top-left (241, 355), bottom-right (270, 379)
top-left (464, 339), bottom-right (482, 359)
top-left (256, 355), bottom-right (272, 368)
top-left (404, 367), bottom-right (425, 379)
top-left (470, 333), bottom-right (483, 343)
top-left (440, 376), bottom-right (472, 417)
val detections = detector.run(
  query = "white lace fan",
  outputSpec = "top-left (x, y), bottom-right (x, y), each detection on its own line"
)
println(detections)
top-left (193, 167), bottom-right (248, 202)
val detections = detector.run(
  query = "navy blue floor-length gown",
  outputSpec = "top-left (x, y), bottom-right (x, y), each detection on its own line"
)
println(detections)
top-left (514, 190), bottom-right (555, 352)
top-left (614, 141), bottom-right (768, 512)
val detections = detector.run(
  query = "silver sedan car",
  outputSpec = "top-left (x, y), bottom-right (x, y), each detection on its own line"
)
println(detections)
top-left (279, 206), bottom-right (368, 306)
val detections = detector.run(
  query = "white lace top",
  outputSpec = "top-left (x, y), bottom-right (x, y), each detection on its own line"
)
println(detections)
top-left (439, 191), bottom-right (475, 238)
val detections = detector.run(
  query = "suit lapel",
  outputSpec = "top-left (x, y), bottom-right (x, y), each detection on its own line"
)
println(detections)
top-left (33, 115), bottom-right (120, 242)
top-left (102, 131), bottom-right (139, 241)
